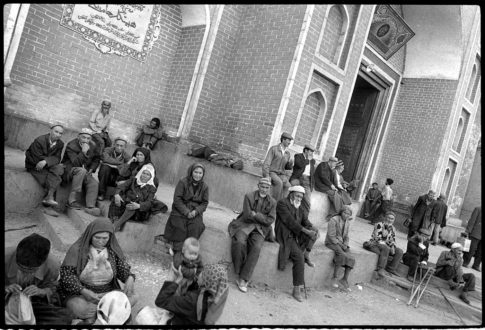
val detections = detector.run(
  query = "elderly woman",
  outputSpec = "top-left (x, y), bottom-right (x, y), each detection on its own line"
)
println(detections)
top-left (118, 147), bottom-right (154, 183)
top-left (275, 185), bottom-right (319, 302)
top-left (363, 211), bottom-right (404, 278)
top-left (155, 263), bottom-right (229, 325)
top-left (136, 117), bottom-right (164, 150)
top-left (109, 164), bottom-right (158, 231)
top-left (325, 205), bottom-right (355, 291)
top-left (163, 163), bottom-right (209, 253)
top-left (58, 218), bottom-right (137, 324)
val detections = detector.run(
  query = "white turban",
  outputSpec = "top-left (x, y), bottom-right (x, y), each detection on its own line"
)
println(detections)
top-left (288, 185), bottom-right (305, 194)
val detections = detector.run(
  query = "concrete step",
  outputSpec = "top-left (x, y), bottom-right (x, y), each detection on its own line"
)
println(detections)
top-left (67, 207), bottom-right (97, 233)
top-left (35, 207), bottom-right (81, 252)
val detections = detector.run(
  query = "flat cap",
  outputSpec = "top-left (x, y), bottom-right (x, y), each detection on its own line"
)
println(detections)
top-left (281, 132), bottom-right (294, 140)
top-left (304, 144), bottom-right (315, 152)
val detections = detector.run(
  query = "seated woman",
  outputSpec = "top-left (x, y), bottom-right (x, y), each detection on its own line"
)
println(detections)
top-left (109, 164), bottom-right (158, 231)
top-left (163, 163), bottom-right (209, 253)
top-left (136, 118), bottom-right (164, 150)
top-left (155, 263), bottom-right (228, 325)
top-left (403, 231), bottom-right (430, 282)
top-left (58, 218), bottom-right (137, 325)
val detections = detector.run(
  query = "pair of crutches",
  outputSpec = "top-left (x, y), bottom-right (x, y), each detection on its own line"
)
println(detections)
top-left (407, 263), bottom-right (434, 307)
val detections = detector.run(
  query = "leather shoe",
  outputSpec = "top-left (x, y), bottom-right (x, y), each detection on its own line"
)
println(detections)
top-left (377, 268), bottom-right (386, 277)
top-left (42, 198), bottom-right (58, 207)
top-left (459, 292), bottom-right (470, 304)
top-left (292, 286), bottom-right (303, 302)
top-left (67, 201), bottom-right (83, 209)
top-left (330, 277), bottom-right (339, 288)
top-left (339, 279), bottom-right (350, 291)
top-left (385, 268), bottom-right (400, 277)
top-left (305, 257), bottom-right (315, 268)
top-left (236, 279), bottom-right (248, 293)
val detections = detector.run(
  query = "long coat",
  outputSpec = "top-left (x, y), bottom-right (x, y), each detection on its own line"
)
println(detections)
top-left (465, 206), bottom-right (482, 240)
top-left (61, 138), bottom-right (100, 181)
top-left (289, 153), bottom-right (315, 190)
top-left (275, 197), bottom-right (314, 270)
top-left (410, 194), bottom-right (435, 232)
top-left (25, 134), bottom-right (64, 170)
top-left (314, 162), bottom-right (336, 193)
top-left (431, 199), bottom-right (448, 226)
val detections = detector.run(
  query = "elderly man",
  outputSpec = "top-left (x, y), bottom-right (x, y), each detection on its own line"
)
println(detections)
top-left (362, 182), bottom-right (382, 220)
top-left (429, 193), bottom-right (448, 245)
top-left (409, 190), bottom-right (436, 238)
top-left (275, 185), bottom-right (319, 302)
top-left (62, 128), bottom-right (101, 216)
top-left (314, 156), bottom-right (342, 214)
top-left (5, 234), bottom-right (72, 324)
top-left (97, 136), bottom-right (130, 201)
top-left (25, 123), bottom-right (65, 214)
top-left (262, 132), bottom-right (294, 201)
top-left (89, 100), bottom-right (112, 152)
top-left (363, 211), bottom-right (404, 277)
top-left (463, 206), bottom-right (481, 271)
top-left (228, 177), bottom-right (276, 293)
top-left (325, 205), bottom-right (355, 291)
top-left (289, 144), bottom-right (315, 214)
top-left (435, 243), bottom-right (476, 304)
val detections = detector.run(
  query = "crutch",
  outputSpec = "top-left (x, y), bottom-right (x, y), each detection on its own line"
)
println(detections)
top-left (407, 264), bottom-right (434, 307)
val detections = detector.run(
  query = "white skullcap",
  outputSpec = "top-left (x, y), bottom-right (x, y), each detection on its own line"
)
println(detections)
top-left (451, 242), bottom-right (463, 250)
top-left (288, 185), bottom-right (305, 194)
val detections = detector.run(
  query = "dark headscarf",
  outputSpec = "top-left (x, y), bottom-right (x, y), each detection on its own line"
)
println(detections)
top-left (61, 218), bottom-right (125, 275)
top-left (151, 118), bottom-right (161, 129)
top-left (16, 234), bottom-right (51, 269)
top-left (187, 163), bottom-right (205, 185)
top-left (131, 147), bottom-right (152, 172)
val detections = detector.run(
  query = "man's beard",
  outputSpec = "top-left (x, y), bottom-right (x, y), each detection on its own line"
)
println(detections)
top-left (291, 199), bottom-right (301, 209)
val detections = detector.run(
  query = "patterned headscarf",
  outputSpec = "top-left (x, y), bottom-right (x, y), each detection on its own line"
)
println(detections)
top-left (196, 263), bottom-right (229, 323)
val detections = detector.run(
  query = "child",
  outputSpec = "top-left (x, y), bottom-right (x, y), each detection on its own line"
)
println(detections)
top-left (173, 237), bottom-right (203, 295)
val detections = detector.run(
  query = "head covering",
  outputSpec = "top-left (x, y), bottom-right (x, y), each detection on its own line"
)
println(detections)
top-left (303, 144), bottom-right (315, 152)
top-left (79, 128), bottom-right (93, 136)
top-left (114, 136), bottom-right (128, 144)
top-left (62, 218), bottom-right (125, 275)
top-left (372, 182), bottom-right (378, 186)
top-left (102, 100), bottom-right (112, 108)
top-left (439, 193), bottom-right (446, 200)
top-left (187, 163), bottom-right (205, 185)
top-left (340, 205), bottom-right (353, 215)
top-left (197, 264), bottom-right (229, 324)
top-left (451, 242), bottom-right (463, 251)
top-left (135, 163), bottom-right (156, 188)
top-left (258, 177), bottom-right (272, 186)
top-left (288, 185), bottom-right (305, 194)
top-left (384, 211), bottom-right (396, 218)
top-left (131, 147), bottom-right (152, 171)
top-left (386, 178), bottom-right (394, 185)
top-left (280, 132), bottom-right (294, 140)
top-left (16, 234), bottom-right (51, 269)
top-left (151, 118), bottom-right (161, 129)
top-left (50, 121), bottom-right (64, 129)
top-left (328, 156), bottom-right (338, 162)
top-left (95, 291), bottom-right (131, 325)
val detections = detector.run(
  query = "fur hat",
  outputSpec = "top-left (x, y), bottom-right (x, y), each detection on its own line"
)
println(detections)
top-left (16, 234), bottom-right (51, 269)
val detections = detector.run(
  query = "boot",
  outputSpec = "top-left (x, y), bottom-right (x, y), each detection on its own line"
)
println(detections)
top-left (304, 251), bottom-right (315, 267)
top-left (292, 286), bottom-right (303, 302)
top-left (42, 189), bottom-right (58, 207)
top-left (459, 292), bottom-right (470, 304)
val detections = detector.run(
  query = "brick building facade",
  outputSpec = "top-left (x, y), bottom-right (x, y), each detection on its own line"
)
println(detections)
top-left (4, 5), bottom-right (481, 219)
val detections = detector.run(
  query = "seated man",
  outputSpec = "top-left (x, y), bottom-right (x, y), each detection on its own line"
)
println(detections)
top-left (363, 211), bottom-right (403, 277)
top-left (314, 156), bottom-right (343, 215)
top-left (362, 182), bottom-right (382, 220)
top-left (5, 234), bottom-right (72, 325)
top-left (275, 185), bottom-right (318, 302)
top-left (62, 128), bottom-right (101, 216)
top-left (89, 100), bottom-right (112, 152)
top-left (325, 206), bottom-right (355, 291)
top-left (24, 123), bottom-right (65, 215)
top-left (136, 117), bottom-right (164, 150)
top-left (289, 144), bottom-right (315, 214)
top-left (228, 177), bottom-right (276, 293)
top-left (435, 242), bottom-right (476, 304)
top-left (403, 231), bottom-right (430, 282)
top-left (97, 136), bottom-right (130, 201)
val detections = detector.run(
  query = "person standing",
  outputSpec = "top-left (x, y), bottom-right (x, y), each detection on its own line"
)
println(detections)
top-left (228, 177), bottom-right (276, 293)
top-left (289, 144), bottom-right (315, 214)
top-left (89, 100), bottom-right (112, 152)
top-left (409, 190), bottom-right (435, 238)
top-left (463, 206), bottom-right (481, 271)
top-left (24, 123), bottom-right (65, 214)
top-left (97, 136), bottom-right (130, 201)
top-left (429, 193), bottom-right (448, 245)
top-left (380, 178), bottom-right (394, 216)
top-left (262, 132), bottom-right (294, 201)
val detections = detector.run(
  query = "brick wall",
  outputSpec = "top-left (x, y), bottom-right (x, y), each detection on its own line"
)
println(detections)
top-left (319, 5), bottom-right (343, 62)
top-left (376, 78), bottom-right (458, 199)
top-left (338, 5), bottom-right (361, 70)
top-left (5, 4), bottom-right (186, 140)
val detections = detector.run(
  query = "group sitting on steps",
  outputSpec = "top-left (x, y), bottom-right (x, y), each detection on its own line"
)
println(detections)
top-left (15, 108), bottom-right (480, 324)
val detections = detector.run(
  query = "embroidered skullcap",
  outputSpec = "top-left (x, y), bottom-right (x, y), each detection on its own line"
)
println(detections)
top-left (451, 242), bottom-right (463, 251)
top-left (288, 185), bottom-right (305, 194)
top-left (259, 177), bottom-right (272, 186)
top-left (50, 121), bottom-right (64, 129)
top-left (114, 136), bottom-right (128, 144)
top-left (96, 291), bottom-right (131, 325)
top-left (79, 127), bottom-right (93, 136)
top-left (16, 234), bottom-right (51, 269)
top-left (280, 132), bottom-right (293, 140)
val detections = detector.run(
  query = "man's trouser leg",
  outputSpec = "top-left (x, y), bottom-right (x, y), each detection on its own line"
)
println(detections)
top-left (231, 230), bottom-right (249, 276)
top-left (387, 247), bottom-right (403, 271)
top-left (363, 200), bottom-right (371, 216)
top-left (403, 254), bottom-right (419, 276)
top-left (326, 243), bottom-right (355, 270)
top-left (430, 222), bottom-right (441, 244)
top-left (366, 243), bottom-right (389, 270)
top-left (280, 174), bottom-right (290, 199)
top-left (435, 265), bottom-right (455, 281)
top-left (84, 172), bottom-right (99, 208)
top-left (300, 176), bottom-right (312, 214)
top-left (70, 167), bottom-right (87, 202)
top-left (98, 164), bottom-right (116, 196)
top-left (239, 231), bottom-right (265, 281)
top-left (464, 237), bottom-right (481, 268)
top-left (471, 238), bottom-right (481, 269)
top-left (326, 190), bottom-right (341, 214)
top-left (462, 273), bottom-right (476, 292)
top-left (288, 238), bottom-right (305, 286)
top-left (91, 133), bottom-right (105, 151)
top-left (269, 172), bottom-right (283, 201)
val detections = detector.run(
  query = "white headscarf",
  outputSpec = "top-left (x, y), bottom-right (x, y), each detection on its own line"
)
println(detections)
top-left (135, 164), bottom-right (156, 188)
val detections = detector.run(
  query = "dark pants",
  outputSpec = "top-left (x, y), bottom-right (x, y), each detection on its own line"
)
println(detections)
top-left (68, 167), bottom-right (99, 208)
top-left (285, 233), bottom-right (317, 286)
top-left (403, 253), bottom-right (420, 277)
top-left (28, 164), bottom-right (64, 192)
top-left (326, 190), bottom-right (344, 215)
top-left (92, 132), bottom-right (111, 152)
top-left (326, 243), bottom-right (355, 268)
top-left (365, 243), bottom-right (403, 271)
top-left (363, 199), bottom-right (380, 218)
top-left (463, 237), bottom-right (481, 268)
top-left (435, 265), bottom-right (476, 292)
top-left (32, 300), bottom-right (73, 325)
top-left (231, 230), bottom-right (265, 281)
top-left (97, 164), bottom-right (120, 195)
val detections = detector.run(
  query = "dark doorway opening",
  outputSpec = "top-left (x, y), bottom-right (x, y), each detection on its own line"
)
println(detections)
top-left (336, 75), bottom-right (379, 191)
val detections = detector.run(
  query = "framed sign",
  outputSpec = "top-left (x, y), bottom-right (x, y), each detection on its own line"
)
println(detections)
top-left (367, 5), bottom-right (415, 60)
top-left (60, 4), bottom-right (162, 62)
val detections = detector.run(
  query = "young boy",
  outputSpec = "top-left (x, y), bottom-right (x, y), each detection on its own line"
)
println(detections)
top-left (173, 237), bottom-right (203, 295)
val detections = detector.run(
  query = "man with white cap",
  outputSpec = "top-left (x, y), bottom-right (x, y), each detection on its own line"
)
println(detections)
top-left (435, 242), bottom-right (476, 304)
top-left (262, 132), bottom-right (294, 201)
top-left (25, 123), bottom-right (65, 215)
top-left (228, 177), bottom-right (277, 293)
top-left (289, 144), bottom-right (316, 214)
top-left (97, 136), bottom-right (131, 201)
top-left (275, 185), bottom-right (319, 302)
top-left (62, 128), bottom-right (101, 216)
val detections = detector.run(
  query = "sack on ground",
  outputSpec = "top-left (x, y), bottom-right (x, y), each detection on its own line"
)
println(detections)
top-left (5, 292), bottom-right (36, 325)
